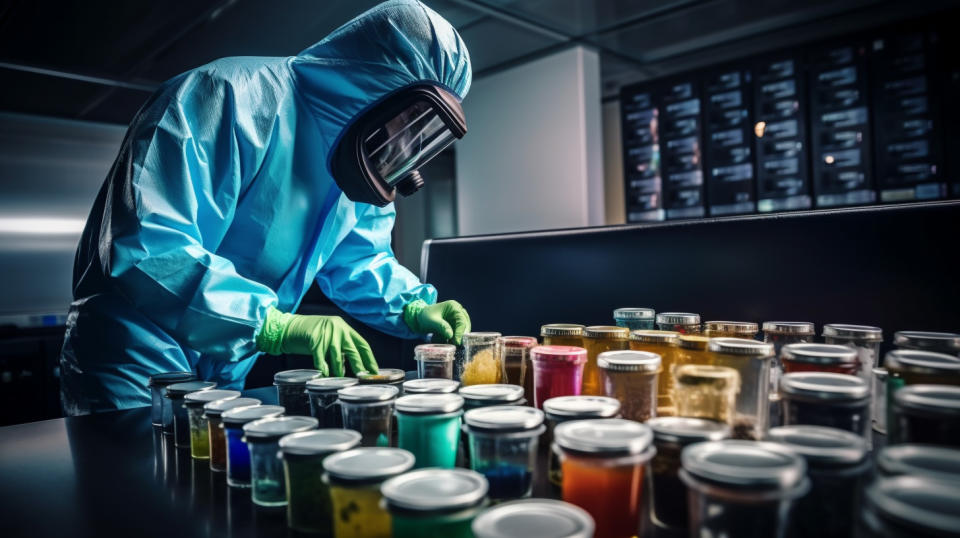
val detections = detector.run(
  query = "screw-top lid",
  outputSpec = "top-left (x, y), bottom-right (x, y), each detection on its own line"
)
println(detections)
top-left (243, 416), bottom-right (318, 440)
top-left (541, 324), bottom-right (585, 337)
top-left (762, 322), bottom-right (815, 335)
top-left (459, 384), bottom-right (525, 403)
top-left (554, 419), bottom-right (653, 455)
top-left (678, 335), bottom-right (710, 351)
top-left (708, 337), bottom-right (774, 357)
top-left (704, 321), bottom-right (759, 335)
top-left (183, 389), bottom-right (241, 407)
top-left (542, 396), bottom-right (621, 419)
top-left (464, 405), bottom-right (544, 431)
top-left (877, 445), bottom-right (960, 481)
top-left (864, 476), bottom-right (960, 534)
top-left (395, 393), bottom-right (465, 415)
top-left (306, 377), bottom-right (359, 393)
top-left (893, 331), bottom-right (960, 354)
top-left (403, 378), bottom-right (460, 394)
top-left (629, 329), bottom-right (679, 344)
top-left (500, 336), bottom-right (538, 349)
top-left (530, 346), bottom-right (587, 365)
top-left (220, 404), bottom-right (284, 426)
top-left (781, 343), bottom-right (858, 364)
top-left (613, 307), bottom-right (656, 320)
top-left (675, 365), bottom-right (740, 390)
top-left (338, 384), bottom-right (400, 403)
top-left (273, 369), bottom-right (322, 386)
top-left (279, 429), bottom-right (362, 456)
top-left (681, 440), bottom-right (807, 490)
top-left (656, 312), bottom-right (700, 325)
top-left (822, 323), bottom-right (883, 341)
top-left (767, 426), bottom-right (868, 467)
top-left (204, 397), bottom-right (261, 416)
top-left (780, 372), bottom-right (869, 402)
top-left (463, 332), bottom-right (502, 345)
top-left (597, 350), bottom-right (661, 372)
top-left (583, 326), bottom-right (630, 338)
top-left (381, 468), bottom-right (488, 511)
top-left (165, 381), bottom-right (217, 398)
top-left (885, 349), bottom-right (960, 374)
top-left (357, 368), bottom-right (405, 383)
top-left (647, 417), bottom-right (731, 446)
top-left (414, 343), bottom-right (457, 361)
top-left (323, 447), bottom-right (415, 481)
top-left (892, 384), bottom-right (960, 417)
top-left (472, 499), bottom-right (595, 538)
top-left (148, 371), bottom-right (196, 387)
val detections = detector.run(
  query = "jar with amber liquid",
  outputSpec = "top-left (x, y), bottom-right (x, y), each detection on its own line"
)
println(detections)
top-left (581, 326), bottom-right (629, 396)
top-left (630, 330), bottom-right (680, 415)
top-left (704, 321), bottom-right (758, 339)
top-left (677, 335), bottom-right (711, 368)
top-left (541, 324), bottom-right (585, 348)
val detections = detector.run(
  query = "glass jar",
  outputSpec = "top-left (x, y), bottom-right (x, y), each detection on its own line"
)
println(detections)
top-left (396, 393), bottom-right (465, 468)
top-left (358, 368), bottom-right (406, 392)
top-left (279, 429), bottom-right (361, 533)
top-left (220, 404), bottom-right (284, 488)
top-left (677, 335), bottom-right (711, 368)
top-left (164, 381), bottom-right (217, 448)
top-left (597, 350), bottom-right (660, 422)
top-left (876, 444), bottom-right (960, 481)
top-left (499, 336), bottom-right (539, 404)
top-left (780, 372), bottom-right (870, 437)
top-left (204, 397), bottom-right (261, 472)
top-left (530, 346), bottom-right (587, 408)
top-left (305, 376), bottom-right (358, 428)
top-left (822, 324), bottom-right (882, 385)
top-left (338, 384), bottom-right (399, 447)
top-left (460, 332), bottom-right (503, 385)
top-left (893, 330), bottom-right (960, 355)
top-left (781, 343), bottom-right (859, 375)
top-left (681, 440), bottom-right (810, 538)
top-left (542, 396), bottom-right (621, 489)
top-left (243, 416), bottom-right (318, 507)
top-left (613, 307), bottom-right (656, 331)
top-left (183, 389), bottom-right (241, 459)
top-left (554, 419), bottom-right (655, 538)
top-left (274, 369), bottom-right (322, 416)
top-left (541, 323), bottom-right (585, 347)
top-left (629, 330), bottom-right (680, 415)
top-left (859, 476), bottom-right (960, 537)
top-left (655, 312), bottom-right (701, 334)
top-left (763, 321), bottom-right (815, 356)
top-left (872, 367), bottom-right (888, 434)
top-left (581, 326), bottom-right (630, 397)
top-left (707, 338), bottom-right (775, 440)
top-left (885, 349), bottom-right (960, 435)
top-left (459, 384), bottom-right (526, 410)
top-left (403, 378), bottom-right (460, 394)
top-left (767, 426), bottom-right (870, 538)
top-left (415, 343), bottom-right (457, 380)
top-left (472, 499), bottom-right (595, 538)
top-left (148, 371), bottom-right (195, 429)
top-left (704, 321), bottom-right (759, 339)
top-left (382, 468), bottom-right (489, 538)
top-left (323, 448), bottom-right (416, 538)
top-left (889, 384), bottom-right (960, 447)
top-left (463, 406), bottom-right (545, 500)
top-left (674, 364), bottom-right (740, 424)
top-left (647, 417), bottom-right (730, 532)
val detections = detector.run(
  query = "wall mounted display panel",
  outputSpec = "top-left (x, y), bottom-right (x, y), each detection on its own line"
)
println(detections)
top-left (655, 77), bottom-right (706, 220)
top-left (702, 63), bottom-right (756, 216)
top-left (620, 88), bottom-right (664, 222)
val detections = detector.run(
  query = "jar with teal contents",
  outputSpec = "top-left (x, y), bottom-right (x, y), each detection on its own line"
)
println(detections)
top-left (338, 384), bottom-right (399, 447)
top-left (382, 468), bottom-right (489, 538)
top-left (463, 405), bottom-right (545, 500)
top-left (243, 416), bottom-right (318, 507)
top-left (396, 393), bottom-right (465, 468)
top-left (305, 377), bottom-right (358, 428)
top-left (220, 404), bottom-right (284, 488)
top-left (323, 447), bottom-right (416, 538)
top-left (614, 307), bottom-right (656, 330)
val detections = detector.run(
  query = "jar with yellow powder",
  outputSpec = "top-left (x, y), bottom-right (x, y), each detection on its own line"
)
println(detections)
top-left (461, 332), bottom-right (503, 386)
top-left (581, 326), bottom-right (630, 396)
top-left (630, 330), bottom-right (680, 415)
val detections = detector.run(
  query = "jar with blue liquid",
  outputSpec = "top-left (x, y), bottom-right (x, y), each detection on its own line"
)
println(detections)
top-left (463, 405), bottom-right (545, 500)
top-left (220, 404), bottom-right (284, 488)
top-left (243, 416), bottom-right (318, 507)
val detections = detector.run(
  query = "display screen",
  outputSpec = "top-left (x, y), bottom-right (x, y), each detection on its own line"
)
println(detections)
top-left (703, 66), bottom-right (756, 216)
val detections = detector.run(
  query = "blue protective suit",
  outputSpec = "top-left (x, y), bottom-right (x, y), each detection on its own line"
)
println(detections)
top-left (59, 0), bottom-right (471, 415)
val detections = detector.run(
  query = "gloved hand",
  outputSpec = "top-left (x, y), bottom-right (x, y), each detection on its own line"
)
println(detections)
top-left (403, 299), bottom-right (471, 345)
top-left (256, 306), bottom-right (378, 377)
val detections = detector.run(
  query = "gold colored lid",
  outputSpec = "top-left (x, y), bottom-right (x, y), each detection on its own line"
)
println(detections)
top-left (629, 329), bottom-right (680, 345)
top-left (679, 335), bottom-right (710, 351)
top-left (583, 325), bottom-right (630, 339)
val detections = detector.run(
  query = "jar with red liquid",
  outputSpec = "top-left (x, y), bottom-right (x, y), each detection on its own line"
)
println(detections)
top-left (781, 343), bottom-right (859, 375)
top-left (530, 346), bottom-right (587, 409)
top-left (499, 336), bottom-right (539, 405)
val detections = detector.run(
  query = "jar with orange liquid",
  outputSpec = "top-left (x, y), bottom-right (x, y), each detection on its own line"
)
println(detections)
top-left (581, 326), bottom-right (630, 396)
top-left (630, 330), bottom-right (680, 415)
top-left (677, 334), bottom-right (711, 368)
top-left (540, 324), bottom-right (585, 347)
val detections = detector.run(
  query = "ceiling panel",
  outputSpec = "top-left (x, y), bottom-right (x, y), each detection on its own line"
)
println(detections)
top-left (456, 18), bottom-right (564, 74)
top-left (477, 0), bottom-right (704, 36)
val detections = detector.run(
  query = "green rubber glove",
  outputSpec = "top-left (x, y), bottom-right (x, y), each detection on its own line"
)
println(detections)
top-left (403, 299), bottom-right (472, 345)
top-left (256, 306), bottom-right (378, 377)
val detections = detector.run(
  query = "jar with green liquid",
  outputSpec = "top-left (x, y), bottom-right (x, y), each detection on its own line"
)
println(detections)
top-left (183, 389), bottom-right (241, 459)
top-left (395, 393), bottom-right (465, 468)
top-left (382, 468), bottom-right (489, 538)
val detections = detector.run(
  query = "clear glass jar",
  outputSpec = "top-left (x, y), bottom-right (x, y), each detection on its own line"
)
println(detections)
top-left (780, 372), bottom-right (870, 437)
top-left (647, 417), bottom-right (730, 532)
top-left (822, 324), bottom-right (883, 385)
top-left (707, 338), bottom-right (775, 440)
top-left (872, 367), bottom-right (888, 433)
top-left (499, 336), bottom-right (539, 404)
top-left (598, 350), bottom-right (660, 422)
top-left (459, 384), bottom-right (526, 410)
top-left (554, 419), bottom-right (655, 538)
top-left (472, 499), bottom-right (595, 538)
top-left (629, 330), bottom-right (680, 415)
top-left (704, 321), bottom-right (759, 339)
top-left (323, 447), bottom-right (416, 538)
top-left (396, 393), bottom-right (465, 468)
top-left (220, 404), bottom-right (284, 488)
top-left (885, 349), bottom-right (960, 437)
top-left (655, 312), bottom-right (701, 334)
top-left (464, 406), bottom-right (545, 501)
top-left (382, 468), bottom-right (489, 538)
top-left (613, 307), bottom-right (656, 331)
top-left (581, 326), bottom-right (630, 397)
top-left (403, 378), bottom-right (460, 394)
top-left (279, 429), bottom-right (361, 533)
top-left (358, 368), bottom-right (406, 392)
top-left (541, 324), bottom-right (585, 347)
top-left (889, 385), bottom-right (960, 447)
top-left (338, 384), bottom-right (399, 447)
top-left (461, 332), bottom-right (503, 386)
top-left (542, 396), bottom-right (621, 489)
top-left (243, 416), bottom-right (318, 507)
top-left (415, 343), bottom-right (457, 380)
top-left (674, 364), bottom-right (740, 424)
top-left (764, 322), bottom-right (815, 430)
top-left (859, 476), bottom-right (960, 537)
top-left (681, 440), bottom-right (810, 538)
top-left (184, 389), bottom-right (241, 459)
top-left (204, 397), bottom-right (261, 472)
top-left (274, 369), bottom-right (322, 416)
top-left (876, 444), bottom-right (960, 481)
top-left (893, 330), bottom-right (960, 355)
top-left (767, 426), bottom-right (870, 538)
top-left (305, 377), bottom-right (358, 428)
top-left (781, 343), bottom-right (859, 375)
top-left (148, 371), bottom-right (195, 429)
top-left (677, 335), bottom-right (711, 368)
top-left (164, 381), bottom-right (216, 448)
top-left (530, 346), bottom-right (587, 408)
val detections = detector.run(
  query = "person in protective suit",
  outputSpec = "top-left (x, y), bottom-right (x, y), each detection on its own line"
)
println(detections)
top-left (59, 0), bottom-right (472, 415)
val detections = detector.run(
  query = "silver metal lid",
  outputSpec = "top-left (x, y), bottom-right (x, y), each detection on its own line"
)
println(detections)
top-left (273, 369), bottom-right (322, 386)
top-left (462, 332), bottom-right (502, 345)
top-left (357, 368), bottom-right (405, 383)
top-left (780, 372), bottom-right (869, 401)
top-left (893, 330), bottom-right (960, 354)
top-left (542, 396), bottom-right (621, 419)
top-left (656, 312), bottom-right (701, 325)
top-left (554, 419), bottom-right (653, 455)
top-left (279, 429), bottom-right (362, 456)
top-left (583, 325), bottom-right (630, 338)
top-left (183, 389), bottom-right (241, 407)
top-left (877, 444), bottom-right (960, 480)
top-left (892, 384), bottom-right (960, 417)
top-left (822, 323), bottom-right (882, 341)
top-left (708, 337), bottom-right (774, 357)
top-left (864, 476), bottom-right (960, 534)
top-left (704, 321), bottom-right (759, 334)
top-left (414, 343), bottom-right (457, 360)
top-left (463, 405), bottom-right (544, 431)
top-left (242, 416), bottom-right (318, 440)
top-left (164, 381), bottom-right (216, 398)
top-left (541, 324), bottom-right (585, 337)
top-left (613, 307), bottom-right (655, 320)
top-left (597, 350), bottom-right (661, 372)
top-left (220, 404), bottom-right (284, 425)
top-left (781, 343), bottom-right (858, 364)
top-left (305, 376), bottom-right (359, 393)
top-left (323, 447), bottom-right (415, 481)
top-left (629, 329), bottom-right (679, 344)
top-left (395, 393), bottom-right (464, 415)
top-left (337, 384), bottom-right (400, 402)
top-left (762, 322), bottom-right (815, 335)
top-left (472, 499), bottom-right (595, 538)
top-left (767, 425), bottom-right (867, 466)
top-left (647, 417), bottom-right (731, 446)
top-left (681, 440), bottom-right (807, 489)
top-left (148, 371), bottom-right (195, 387)
top-left (886, 349), bottom-right (960, 374)
top-left (381, 468), bottom-right (488, 511)
top-left (459, 384), bottom-right (524, 403)
top-left (402, 378), bottom-right (460, 394)
top-left (204, 397), bottom-right (261, 416)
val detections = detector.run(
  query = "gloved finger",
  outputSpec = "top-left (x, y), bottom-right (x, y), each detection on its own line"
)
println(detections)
top-left (352, 333), bottom-right (379, 374)
top-left (311, 348), bottom-right (330, 377)
top-left (432, 314), bottom-right (455, 343)
top-left (325, 337), bottom-right (346, 378)
top-left (447, 303), bottom-right (471, 345)
top-left (340, 337), bottom-right (366, 376)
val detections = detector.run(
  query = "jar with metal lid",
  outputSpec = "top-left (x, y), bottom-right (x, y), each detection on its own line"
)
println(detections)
top-left (305, 377), bottom-right (358, 428)
top-left (767, 426), bottom-right (870, 538)
top-left (598, 350), bottom-right (660, 422)
top-left (463, 406), bottom-right (545, 500)
top-left (498, 336), bottom-right (538, 404)
top-left (461, 332), bottom-right (503, 385)
top-left (542, 396), bottom-right (622, 488)
top-left (403, 378), bottom-right (460, 394)
top-left (554, 419), bottom-right (655, 538)
top-left (630, 330), bottom-right (680, 415)
top-left (415, 343), bottom-right (456, 380)
top-left (656, 312), bottom-right (701, 334)
top-left (581, 326), bottom-right (630, 396)
top-left (893, 330), bottom-right (960, 355)
top-left (677, 334), bottom-right (711, 368)
top-left (822, 324), bottom-right (882, 384)
top-left (889, 384), bottom-right (960, 447)
top-left (338, 384), bottom-right (399, 447)
top-left (763, 322), bottom-right (815, 356)
top-left (243, 416), bottom-right (318, 506)
top-left (781, 344), bottom-right (859, 375)
top-left (220, 404), bottom-right (284, 488)
top-left (279, 429), bottom-right (362, 533)
top-left (613, 307), bottom-right (656, 331)
top-left (274, 369), bottom-right (322, 416)
top-left (876, 444), bottom-right (960, 481)
top-left (708, 338), bottom-right (775, 439)
top-left (165, 381), bottom-right (217, 448)
top-left (680, 440), bottom-right (810, 538)
top-left (204, 397), bottom-right (261, 472)
top-left (705, 321), bottom-right (759, 339)
top-left (780, 372), bottom-right (870, 437)
top-left (396, 393), bottom-right (465, 468)
top-left (472, 499), bottom-right (595, 538)
top-left (322, 448), bottom-right (416, 538)
top-left (460, 383), bottom-right (526, 410)
top-left (382, 468), bottom-right (490, 538)
top-left (647, 417), bottom-right (730, 531)
top-left (885, 349), bottom-right (960, 434)
top-left (541, 324), bottom-right (585, 347)
top-left (674, 364), bottom-right (741, 424)
top-left (358, 368), bottom-right (406, 391)
top-left (184, 389), bottom-right (241, 459)
top-left (859, 476), bottom-right (960, 537)
top-left (530, 346), bottom-right (587, 408)
top-left (148, 371), bottom-right (195, 430)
